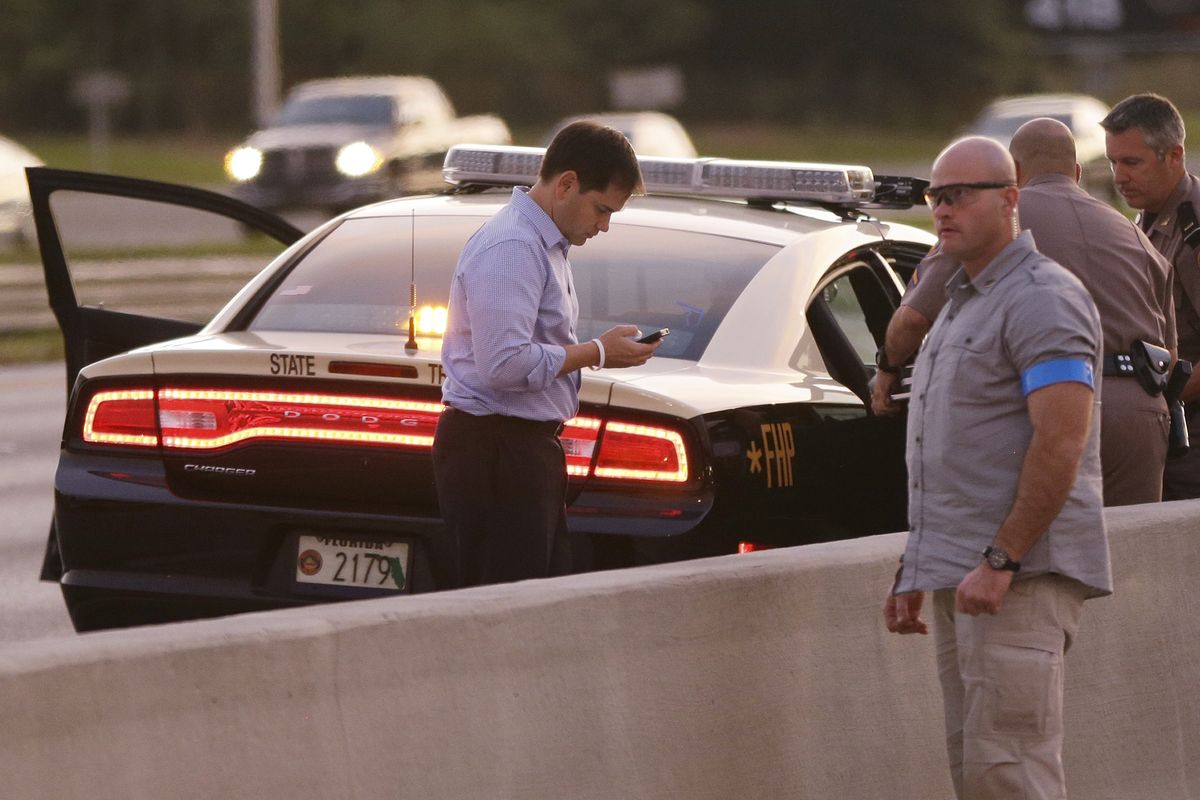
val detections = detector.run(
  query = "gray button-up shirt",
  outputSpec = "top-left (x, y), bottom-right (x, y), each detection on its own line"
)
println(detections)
top-left (896, 231), bottom-right (1112, 597)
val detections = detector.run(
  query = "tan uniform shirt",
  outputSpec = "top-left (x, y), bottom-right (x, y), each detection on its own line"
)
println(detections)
top-left (1139, 172), bottom-right (1200, 363)
top-left (898, 231), bottom-right (1110, 596)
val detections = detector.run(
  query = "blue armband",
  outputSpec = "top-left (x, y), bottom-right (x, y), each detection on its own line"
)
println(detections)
top-left (1020, 358), bottom-right (1094, 396)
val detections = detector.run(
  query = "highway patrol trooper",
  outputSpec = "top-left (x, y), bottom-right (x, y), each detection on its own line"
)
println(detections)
top-left (1010, 118), bottom-right (1176, 506)
top-left (1102, 93), bottom-right (1200, 500)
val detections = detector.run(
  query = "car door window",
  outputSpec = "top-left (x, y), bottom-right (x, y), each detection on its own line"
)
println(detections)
top-left (793, 256), bottom-right (899, 404)
top-left (48, 190), bottom-right (292, 325)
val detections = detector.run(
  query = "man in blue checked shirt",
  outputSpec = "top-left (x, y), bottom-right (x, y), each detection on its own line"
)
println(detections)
top-left (433, 121), bottom-right (660, 589)
top-left (883, 137), bottom-right (1110, 800)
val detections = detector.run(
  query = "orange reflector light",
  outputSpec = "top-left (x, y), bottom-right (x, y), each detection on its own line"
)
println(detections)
top-left (83, 389), bottom-right (158, 447)
top-left (737, 542), bottom-right (777, 554)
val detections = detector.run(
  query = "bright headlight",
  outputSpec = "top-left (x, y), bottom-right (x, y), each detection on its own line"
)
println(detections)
top-left (225, 147), bottom-right (263, 182)
top-left (336, 142), bottom-right (383, 177)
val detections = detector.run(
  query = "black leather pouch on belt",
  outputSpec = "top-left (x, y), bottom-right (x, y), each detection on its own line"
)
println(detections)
top-left (1129, 339), bottom-right (1171, 396)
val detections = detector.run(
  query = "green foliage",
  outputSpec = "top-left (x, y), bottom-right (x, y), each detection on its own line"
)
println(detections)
top-left (0, 0), bottom-right (1034, 134)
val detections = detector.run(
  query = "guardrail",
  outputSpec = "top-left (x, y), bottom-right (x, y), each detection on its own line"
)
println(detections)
top-left (1, 501), bottom-right (1197, 799)
top-left (0, 257), bottom-right (267, 333)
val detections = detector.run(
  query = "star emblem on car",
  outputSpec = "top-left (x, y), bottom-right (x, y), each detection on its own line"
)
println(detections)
top-left (746, 440), bottom-right (764, 474)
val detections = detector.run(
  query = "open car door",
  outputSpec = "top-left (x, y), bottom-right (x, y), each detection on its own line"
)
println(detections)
top-left (26, 167), bottom-right (305, 392)
top-left (795, 245), bottom-right (912, 536)
top-left (28, 167), bottom-right (305, 580)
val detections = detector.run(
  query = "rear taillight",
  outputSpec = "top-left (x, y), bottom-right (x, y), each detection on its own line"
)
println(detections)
top-left (561, 416), bottom-right (601, 477)
top-left (83, 389), bottom-right (158, 447)
top-left (559, 415), bottom-right (690, 484)
top-left (593, 421), bottom-right (689, 483)
top-left (80, 387), bottom-right (691, 484)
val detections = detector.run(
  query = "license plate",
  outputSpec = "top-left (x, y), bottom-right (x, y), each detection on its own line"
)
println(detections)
top-left (296, 535), bottom-right (410, 591)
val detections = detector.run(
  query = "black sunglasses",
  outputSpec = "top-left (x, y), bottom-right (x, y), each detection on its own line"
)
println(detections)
top-left (923, 182), bottom-right (1015, 209)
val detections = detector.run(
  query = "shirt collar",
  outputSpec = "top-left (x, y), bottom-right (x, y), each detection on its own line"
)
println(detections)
top-left (1144, 173), bottom-right (1195, 231)
top-left (1023, 172), bottom-right (1076, 190)
top-left (948, 229), bottom-right (1037, 298)
top-left (511, 187), bottom-right (570, 255)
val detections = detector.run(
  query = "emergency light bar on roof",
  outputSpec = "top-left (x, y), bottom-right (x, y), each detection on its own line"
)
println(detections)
top-left (442, 144), bottom-right (881, 205)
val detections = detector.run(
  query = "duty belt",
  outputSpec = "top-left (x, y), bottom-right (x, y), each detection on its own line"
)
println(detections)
top-left (1102, 353), bottom-right (1137, 378)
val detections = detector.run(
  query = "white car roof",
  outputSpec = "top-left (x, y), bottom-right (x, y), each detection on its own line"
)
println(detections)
top-left (88, 190), bottom-right (928, 418)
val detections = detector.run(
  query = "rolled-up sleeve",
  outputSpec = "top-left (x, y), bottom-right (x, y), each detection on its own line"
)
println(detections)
top-left (462, 240), bottom-right (566, 391)
top-left (1004, 278), bottom-right (1101, 383)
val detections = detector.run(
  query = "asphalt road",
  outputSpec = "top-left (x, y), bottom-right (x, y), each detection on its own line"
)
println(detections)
top-left (0, 361), bottom-right (74, 644)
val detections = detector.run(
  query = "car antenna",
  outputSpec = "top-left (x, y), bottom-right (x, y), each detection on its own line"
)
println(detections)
top-left (404, 209), bottom-right (419, 353)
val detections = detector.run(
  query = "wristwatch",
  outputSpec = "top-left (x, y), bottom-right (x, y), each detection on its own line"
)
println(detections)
top-left (875, 347), bottom-right (900, 376)
top-left (983, 546), bottom-right (1021, 572)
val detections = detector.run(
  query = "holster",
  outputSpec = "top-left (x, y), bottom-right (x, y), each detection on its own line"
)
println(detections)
top-left (1129, 339), bottom-right (1171, 397)
top-left (1165, 359), bottom-right (1193, 459)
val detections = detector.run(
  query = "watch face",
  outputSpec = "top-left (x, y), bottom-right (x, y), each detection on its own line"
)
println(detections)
top-left (986, 547), bottom-right (1010, 570)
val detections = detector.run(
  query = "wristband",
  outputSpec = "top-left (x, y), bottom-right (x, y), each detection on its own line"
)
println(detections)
top-left (589, 338), bottom-right (605, 371)
top-left (875, 346), bottom-right (900, 376)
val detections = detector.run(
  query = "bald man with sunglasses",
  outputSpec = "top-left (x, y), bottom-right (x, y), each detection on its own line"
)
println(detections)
top-left (884, 136), bottom-right (1110, 800)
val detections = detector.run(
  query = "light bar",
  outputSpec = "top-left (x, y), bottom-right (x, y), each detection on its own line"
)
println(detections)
top-left (443, 144), bottom-right (876, 205)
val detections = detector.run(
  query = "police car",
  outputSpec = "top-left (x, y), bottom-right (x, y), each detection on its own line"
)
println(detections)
top-left (29, 145), bottom-right (935, 631)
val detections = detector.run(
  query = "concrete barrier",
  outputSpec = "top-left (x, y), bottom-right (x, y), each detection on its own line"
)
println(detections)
top-left (1, 501), bottom-right (1198, 799)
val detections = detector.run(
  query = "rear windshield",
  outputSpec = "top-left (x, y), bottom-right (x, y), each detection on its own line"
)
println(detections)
top-left (275, 94), bottom-right (395, 127)
top-left (248, 214), bottom-right (780, 361)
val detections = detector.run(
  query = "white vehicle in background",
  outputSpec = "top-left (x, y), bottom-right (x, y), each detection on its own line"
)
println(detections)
top-left (224, 76), bottom-right (511, 214)
top-left (966, 94), bottom-right (1116, 201)
top-left (0, 134), bottom-right (42, 247)
top-left (544, 112), bottom-right (698, 158)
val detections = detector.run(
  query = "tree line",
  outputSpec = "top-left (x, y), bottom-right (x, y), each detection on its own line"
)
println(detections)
top-left (0, 0), bottom-right (1035, 135)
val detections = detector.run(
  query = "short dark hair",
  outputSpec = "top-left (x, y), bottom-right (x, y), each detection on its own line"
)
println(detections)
top-left (1101, 93), bottom-right (1186, 157)
top-left (540, 120), bottom-right (644, 194)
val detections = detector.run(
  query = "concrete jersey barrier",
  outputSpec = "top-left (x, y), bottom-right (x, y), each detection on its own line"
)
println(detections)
top-left (1, 501), bottom-right (1198, 799)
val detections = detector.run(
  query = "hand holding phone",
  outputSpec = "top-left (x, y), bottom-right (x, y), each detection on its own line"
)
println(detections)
top-left (637, 327), bottom-right (670, 344)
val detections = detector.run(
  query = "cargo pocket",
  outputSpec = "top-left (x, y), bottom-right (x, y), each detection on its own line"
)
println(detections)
top-left (981, 642), bottom-right (1062, 736)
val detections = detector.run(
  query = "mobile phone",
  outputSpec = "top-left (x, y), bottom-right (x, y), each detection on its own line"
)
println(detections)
top-left (637, 327), bottom-right (670, 344)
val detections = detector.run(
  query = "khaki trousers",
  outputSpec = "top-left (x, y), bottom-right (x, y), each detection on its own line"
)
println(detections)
top-left (933, 574), bottom-right (1089, 800)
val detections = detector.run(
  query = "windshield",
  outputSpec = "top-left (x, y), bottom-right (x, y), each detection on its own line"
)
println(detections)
top-left (275, 94), bottom-right (395, 127)
top-left (247, 214), bottom-right (780, 361)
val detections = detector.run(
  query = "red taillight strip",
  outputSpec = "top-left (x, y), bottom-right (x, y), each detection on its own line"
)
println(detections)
top-left (82, 388), bottom-right (691, 484)
top-left (157, 388), bottom-right (444, 413)
top-left (594, 421), bottom-right (689, 483)
top-left (157, 389), bottom-right (444, 450)
top-left (83, 390), bottom-right (158, 447)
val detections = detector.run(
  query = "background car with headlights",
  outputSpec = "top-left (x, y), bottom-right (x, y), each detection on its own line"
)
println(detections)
top-left (543, 111), bottom-right (698, 158)
top-left (30, 146), bottom-right (933, 632)
top-left (223, 75), bottom-right (511, 214)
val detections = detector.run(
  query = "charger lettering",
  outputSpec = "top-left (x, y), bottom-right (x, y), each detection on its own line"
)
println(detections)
top-left (270, 354), bottom-right (316, 376)
top-left (759, 422), bottom-right (795, 489)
